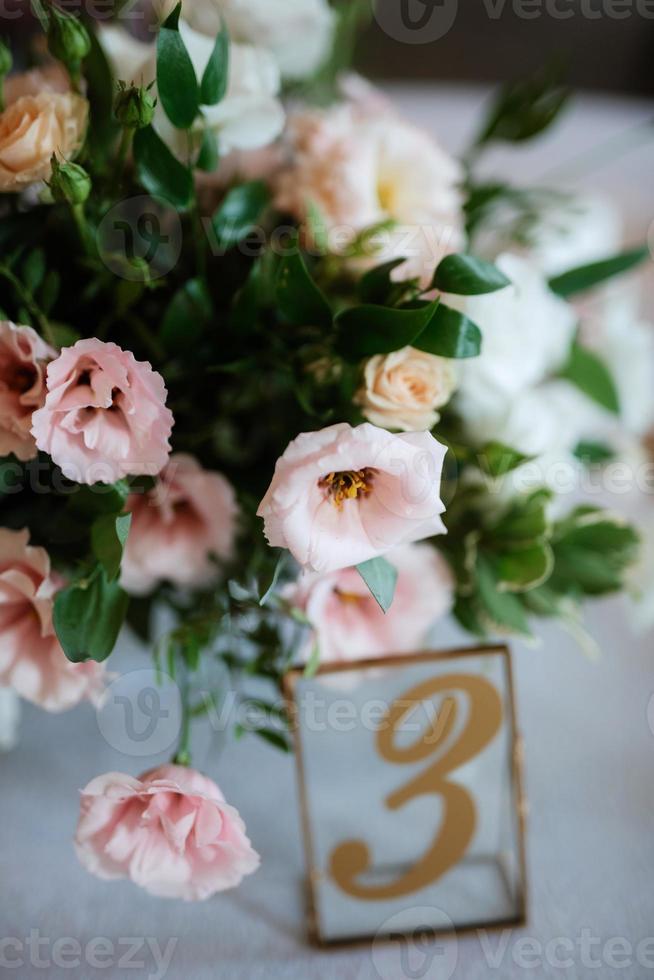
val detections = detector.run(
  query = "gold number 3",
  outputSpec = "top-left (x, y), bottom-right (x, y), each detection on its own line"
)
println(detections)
top-left (329, 673), bottom-right (503, 901)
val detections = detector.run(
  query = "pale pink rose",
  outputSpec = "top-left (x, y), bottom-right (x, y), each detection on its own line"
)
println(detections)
top-left (75, 764), bottom-right (260, 900)
top-left (0, 528), bottom-right (105, 712)
top-left (121, 454), bottom-right (239, 595)
top-left (257, 422), bottom-right (448, 573)
top-left (287, 544), bottom-right (454, 664)
top-left (32, 339), bottom-right (173, 485)
top-left (0, 322), bottom-right (56, 460)
top-left (355, 347), bottom-right (458, 432)
top-left (274, 103), bottom-right (464, 286)
top-left (0, 67), bottom-right (88, 193)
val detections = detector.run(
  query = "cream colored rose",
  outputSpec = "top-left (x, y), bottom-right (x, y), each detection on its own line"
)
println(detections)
top-left (355, 347), bottom-right (457, 432)
top-left (0, 70), bottom-right (88, 193)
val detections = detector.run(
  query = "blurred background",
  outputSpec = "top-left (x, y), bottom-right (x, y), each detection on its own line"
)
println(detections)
top-left (359, 0), bottom-right (654, 94)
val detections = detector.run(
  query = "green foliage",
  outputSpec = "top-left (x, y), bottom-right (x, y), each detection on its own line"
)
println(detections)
top-left (413, 304), bottom-right (482, 359)
top-left (549, 246), bottom-right (649, 298)
top-left (432, 254), bottom-right (510, 295)
top-left (477, 442), bottom-right (533, 478)
top-left (472, 62), bottom-right (570, 152)
top-left (560, 342), bottom-right (620, 414)
top-left (356, 556), bottom-right (398, 614)
top-left (133, 124), bottom-right (194, 210)
top-left (54, 566), bottom-right (129, 663)
top-left (91, 513), bottom-right (132, 581)
top-left (548, 508), bottom-right (640, 596)
top-left (212, 181), bottom-right (270, 247)
top-left (200, 24), bottom-right (229, 105)
top-left (157, 3), bottom-right (200, 129)
top-left (275, 246), bottom-right (332, 328)
top-left (160, 278), bottom-right (212, 353)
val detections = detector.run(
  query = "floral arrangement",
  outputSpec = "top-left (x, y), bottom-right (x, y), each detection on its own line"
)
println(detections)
top-left (0, 0), bottom-right (650, 901)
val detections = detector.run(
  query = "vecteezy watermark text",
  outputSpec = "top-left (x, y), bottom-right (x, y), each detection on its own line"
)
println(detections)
top-left (0, 932), bottom-right (177, 979)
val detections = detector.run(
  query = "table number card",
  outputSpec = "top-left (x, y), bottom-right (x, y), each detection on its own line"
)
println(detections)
top-left (283, 645), bottom-right (527, 946)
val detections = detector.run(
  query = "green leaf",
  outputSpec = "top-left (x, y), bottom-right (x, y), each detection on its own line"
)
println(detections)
top-left (357, 258), bottom-right (408, 305)
top-left (84, 26), bottom-right (119, 155)
top-left (133, 125), bottom-right (193, 211)
top-left (560, 342), bottom-right (620, 414)
top-left (212, 181), bottom-right (270, 247)
top-left (549, 510), bottom-right (640, 596)
top-left (157, 3), bottom-right (200, 129)
top-left (200, 24), bottom-right (229, 105)
top-left (68, 480), bottom-right (131, 519)
top-left (573, 441), bottom-right (615, 466)
top-left (91, 513), bottom-right (132, 581)
top-left (414, 303), bottom-right (482, 359)
top-left (53, 567), bottom-right (129, 663)
top-left (493, 543), bottom-right (554, 593)
top-left (478, 442), bottom-right (533, 478)
top-left (275, 247), bottom-right (332, 329)
top-left (196, 127), bottom-right (219, 172)
top-left (492, 489), bottom-right (552, 544)
top-left (432, 254), bottom-right (510, 295)
top-left (335, 300), bottom-right (438, 361)
top-left (303, 641), bottom-right (321, 679)
top-left (476, 557), bottom-right (531, 635)
top-left (22, 249), bottom-right (46, 293)
top-left (474, 62), bottom-right (570, 149)
top-left (549, 246), bottom-right (649, 298)
top-left (259, 551), bottom-right (288, 607)
top-left (356, 556), bottom-right (398, 614)
top-left (160, 278), bottom-right (212, 353)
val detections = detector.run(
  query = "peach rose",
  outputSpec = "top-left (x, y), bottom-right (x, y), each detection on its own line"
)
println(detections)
top-left (0, 322), bottom-right (56, 460)
top-left (355, 347), bottom-right (457, 432)
top-left (287, 544), bottom-right (454, 664)
top-left (0, 528), bottom-right (105, 712)
top-left (31, 339), bottom-right (173, 485)
top-left (75, 764), bottom-right (260, 900)
top-left (257, 422), bottom-right (448, 573)
top-left (121, 454), bottom-right (239, 595)
top-left (0, 67), bottom-right (88, 193)
top-left (274, 103), bottom-right (464, 286)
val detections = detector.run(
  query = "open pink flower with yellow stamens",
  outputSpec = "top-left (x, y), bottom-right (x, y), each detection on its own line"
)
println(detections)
top-left (257, 422), bottom-right (448, 573)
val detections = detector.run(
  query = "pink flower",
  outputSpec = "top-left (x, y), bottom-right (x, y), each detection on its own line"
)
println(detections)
top-left (0, 528), bottom-right (105, 712)
top-left (0, 321), bottom-right (56, 460)
top-left (75, 764), bottom-right (260, 900)
top-left (31, 339), bottom-right (173, 484)
top-left (257, 422), bottom-right (448, 573)
top-left (287, 544), bottom-right (454, 664)
top-left (121, 454), bottom-right (239, 595)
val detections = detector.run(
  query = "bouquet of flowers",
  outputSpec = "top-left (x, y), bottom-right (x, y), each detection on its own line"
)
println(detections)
top-left (0, 0), bottom-right (649, 901)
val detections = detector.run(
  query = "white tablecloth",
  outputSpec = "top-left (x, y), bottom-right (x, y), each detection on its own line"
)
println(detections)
top-left (2, 84), bottom-right (654, 980)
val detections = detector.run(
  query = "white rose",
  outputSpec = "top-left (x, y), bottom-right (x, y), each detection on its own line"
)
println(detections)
top-left (456, 253), bottom-right (577, 418)
top-left (355, 347), bottom-right (457, 432)
top-left (274, 103), bottom-right (465, 287)
top-left (472, 193), bottom-right (623, 277)
top-left (100, 23), bottom-right (285, 157)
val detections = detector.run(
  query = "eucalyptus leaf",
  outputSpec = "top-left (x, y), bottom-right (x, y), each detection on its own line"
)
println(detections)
top-left (356, 556), bottom-right (398, 614)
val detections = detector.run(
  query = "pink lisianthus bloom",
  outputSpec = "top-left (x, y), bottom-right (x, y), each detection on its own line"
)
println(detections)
top-left (0, 321), bottom-right (56, 461)
top-left (0, 528), bottom-right (105, 711)
top-left (121, 453), bottom-right (239, 595)
top-left (31, 339), bottom-right (173, 484)
top-left (286, 543), bottom-right (454, 664)
top-left (257, 422), bottom-right (448, 574)
top-left (75, 764), bottom-right (260, 900)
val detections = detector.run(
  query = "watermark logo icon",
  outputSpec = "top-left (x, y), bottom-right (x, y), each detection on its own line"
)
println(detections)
top-left (374, 0), bottom-right (459, 44)
top-left (97, 195), bottom-right (182, 281)
top-left (372, 907), bottom-right (458, 979)
top-left (97, 668), bottom-right (182, 757)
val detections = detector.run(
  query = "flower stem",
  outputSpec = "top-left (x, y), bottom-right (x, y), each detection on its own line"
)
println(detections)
top-left (0, 264), bottom-right (57, 348)
top-left (111, 127), bottom-right (133, 198)
top-left (173, 671), bottom-right (192, 767)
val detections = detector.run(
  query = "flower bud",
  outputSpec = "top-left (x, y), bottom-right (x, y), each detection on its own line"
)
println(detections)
top-left (49, 156), bottom-right (91, 205)
top-left (47, 8), bottom-right (91, 72)
top-left (114, 82), bottom-right (156, 130)
top-left (0, 39), bottom-right (12, 79)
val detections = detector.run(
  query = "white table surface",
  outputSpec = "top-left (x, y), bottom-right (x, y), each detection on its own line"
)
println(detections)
top-left (2, 83), bottom-right (654, 980)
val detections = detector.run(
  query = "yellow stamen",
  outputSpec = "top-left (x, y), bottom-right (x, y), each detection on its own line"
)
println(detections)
top-left (319, 468), bottom-right (375, 510)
